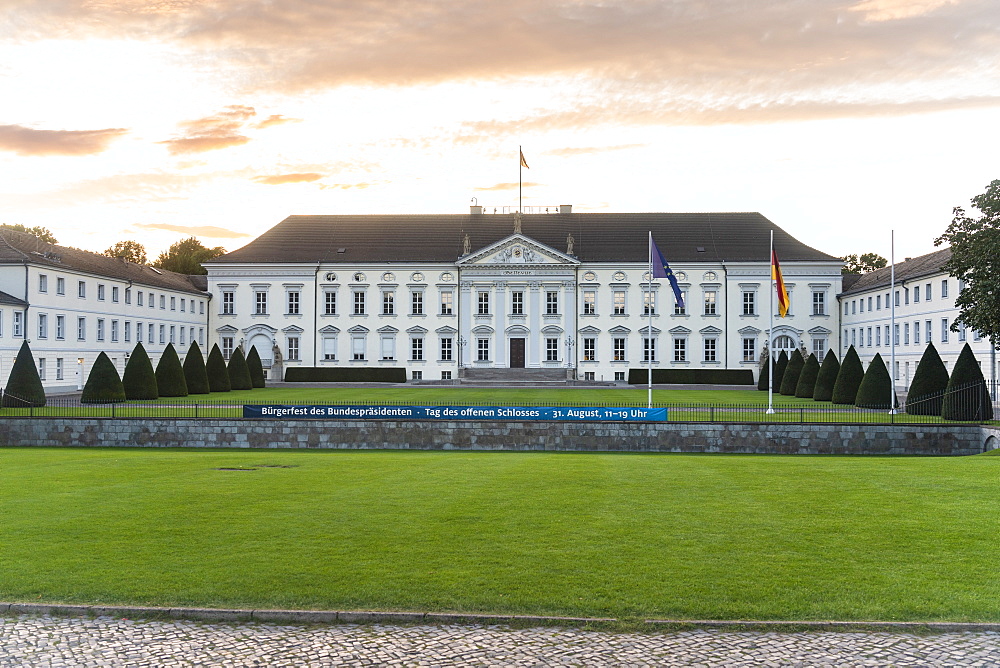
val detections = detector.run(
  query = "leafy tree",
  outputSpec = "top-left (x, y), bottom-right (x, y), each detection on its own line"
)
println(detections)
top-left (841, 253), bottom-right (888, 274)
top-left (779, 349), bottom-right (804, 395)
top-left (831, 346), bottom-right (864, 405)
top-left (122, 342), bottom-right (158, 400)
top-left (2, 341), bottom-right (46, 407)
top-left (246, 345), bottom-right (266, 388)
top-left (206, 344), bottom-right (231, 392)
top-left (935, 179), bottom-right (1000, 343)
top-left (182, 341), bottom-right (210, 394)
top-left (941, 343), bottom-right (993, 421)
top-left (0, 224), bottom-right (57, 244)
top-left (906, 343), bottom-right (949, 416)
top-left (812, 350), bottom-right (840, 402)
top-left (81, 352), bottom-right (125, 404)
top-left (103, 240), bottom-right (147, 264)
top-left (771, 350), bottom-right (789, 393)
top-left (155, 343), bottom-right (188, 397)
top-left (227, 347), bottom-right (253, 391)
top-left (855, 353), bottom-right (896, 409)
top-left (153, 237), bottom-right (226, 275)
top-left (795, 353), bottom-right (820, 398)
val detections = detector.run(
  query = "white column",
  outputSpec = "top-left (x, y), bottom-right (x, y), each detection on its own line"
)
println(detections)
top-left (494, 280), bottom-right (507, 367)
top-left (459, 281), bottom-right (472, 367)
top-left (528, 281), bottom-right (542, 367)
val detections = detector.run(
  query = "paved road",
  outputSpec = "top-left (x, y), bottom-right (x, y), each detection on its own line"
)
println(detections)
top-left (3, 615), bottom-right (1000, 666)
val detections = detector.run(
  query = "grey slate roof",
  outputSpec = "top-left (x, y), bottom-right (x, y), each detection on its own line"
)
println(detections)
top-left (0, 290), bottom-right (27, 306)
top-left (208, 212), bottom-right (839, 265)
top-left (839, 248), bottom-right (952, 296)
top-left (0, 229), bottom-right (208, 295)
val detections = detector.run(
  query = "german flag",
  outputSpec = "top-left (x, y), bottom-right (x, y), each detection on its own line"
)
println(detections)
top-left (772, 249), bottom-right (789, 317)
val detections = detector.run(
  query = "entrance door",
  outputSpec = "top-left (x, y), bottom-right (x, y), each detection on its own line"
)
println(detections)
top-left (509, 338), bottom-right (526, 368)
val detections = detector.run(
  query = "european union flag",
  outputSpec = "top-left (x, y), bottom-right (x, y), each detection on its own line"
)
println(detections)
top-left (650, 236), bottom-right (685, 309)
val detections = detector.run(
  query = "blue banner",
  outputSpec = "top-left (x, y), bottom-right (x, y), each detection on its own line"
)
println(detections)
top-left (243, 405), bottom-right (667, 422)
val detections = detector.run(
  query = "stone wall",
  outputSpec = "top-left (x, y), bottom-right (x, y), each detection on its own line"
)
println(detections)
top-left (0, 418), bottom-right (990, 455)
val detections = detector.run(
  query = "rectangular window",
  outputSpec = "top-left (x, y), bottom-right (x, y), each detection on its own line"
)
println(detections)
top-left (959, 323), bottom-right (967, 342)
top-left (113, 286), bottom-right (120, 303)
top-left (674, 291), bottom-right (686, 315)
top-left (112, 320), bottom-right (119, 343)
top-left (148, 323), bottom-right (154, 343)
top-left (180, 298), bottom-right (185, 313)
top-left (925, 283), bottom-right (932, 300)
top-left (941, 280), bottom-right (949, 298)
top-left (704, 338), bottom-right (717, 362)
top-left (613, 337), bottom-right (626, 361)
top-left (583, 291), bottom-right (596, 315)
top-left (885, 325), bottom-right (890, 346)
top-left (743, 338), bottom-right (756, 362)
top-left (287, 336), bottom-right (300, 361)
top-left (743, 291), bottom-right (755, 315)
top-left (546, 291), bottom-right (559, 315)
top-left (222, 291), bottom-right (235, 314)
top-left (160, 295), bottom-right (165, 309)
top-left (37, 313), bottom-right (48, 339)
top-left (352, 336), bottom-right (366, 360)
top-left (77, 317), bottom-right (85, 341)
top-left (511, 291), bottom-right (523, 315)
top-left (38, 358), bottom-right (45, 381)
top-left (255, 291), bottom-right (267, 315)
top-left (97, 318), bottom-right (105, 342)
top-left (926, 320), bottom-right (932, 343)
top-left (643, 338), bottom-right (656, 362)
top-left (124, 321), bottom-right (131, 343)
top-left (325, 291), bottom-right (337, 315)
top-left (859, 299), bottom-right (864, 313)
top-left (441, 370), bottom-right (452, 380)
top-left (322, 336), bottom-right (336, 360)
top-left (894, 290), bottom-right (900, 307)
top-left (914, 321), bottom-right (920, 345)
top-left (55, 315), bottom-right (64, 340)
top-left (546, 338), bottom-right (559, 362)
top-left (411, 291), bottom-right (423, 315)
top-left (643, 291), bottom-right (655, 315)
top-left (614, 371), bottom-right (626, 382)
top-left (222, 336), bottom-right (234, 360)
top-left (411, 337), bottom-right (424, 361)
top-left (852, 301), bottom-right (856, 315)
top-left (812, 292), bottom-right (825, 316)
top-left (613, 291), bottom-right (626, 315)
top-left (675, 338), bottom-right (689, 361)
top-left (904, 288), bottom-right (910, 305)
top-left (852, 329), bottom-right (857, 346)
top-left (867, 327), bottom-right (872, 347)
top-left (867, 296), bottom-right (872, 311)
top-left (845, 302), bottom-right (849, 316)
top-left (353, 291), bottom-right (365, 315)
top-left (168, 324), bottom-right (175, 344)
top-left (136, 322), bottom-right (143, 343)
top-left (583, 337), bottom-right (596, 361)
top-left (98, 284), bottom-right (105, 301)
top-left (942, 318), bottom-right (949, 342)
top-left (179, 327), bottom-right (186, 346)
top-left (876, 327), bottom-right (881, 346)
top-left (477, 338), bottom-right (490, 361)
top-left (287, 291), bottom-right (300, 315)
top-left (704, 291), bottom-right (717, 315)
top-left (913, 286), bottom-right (919, 303)
top-left (125, 288), bottom-right (131, 304)
top-left (411, 371), bottom-right (422, 381)
top-left (382, 290), bottom-right (395, 315)
top-left (440, 337), bottom-right (453, 361)
top-left (148, 292), bottom-right (154, 308)
top-left (56, 358), bottom-right (63, 381)
top-left (813, 338), bottom-right (826, 359)
top-left (39, 274), bottom-right (47, 293)
top-left (440, 291), bottom-right (453, 315)
top-left (78, 281), bottom-right (86, 298)
top-left (137, 291), bottom-right (143, 307)
top-left (381, 336), bottom-right (395, 360)
top-left (478, 291), bottom-right (490, 315)
top-left (858, 327), bottom-right (864, 347)
top-left (876, 295), bottom-right (881, 310)
top-left (904, 323), bottom-right (910, 345)
top-left (56, 277), bottom-right (65, 295)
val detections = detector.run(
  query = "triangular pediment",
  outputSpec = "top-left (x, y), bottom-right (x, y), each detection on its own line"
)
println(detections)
top-left (457, 234), bottom-right (579, 267)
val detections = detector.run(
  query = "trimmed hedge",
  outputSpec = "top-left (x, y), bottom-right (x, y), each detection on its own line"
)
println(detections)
top-left (182, 341), bottom-right (210, 395)
top-left (795, 353), bottom-right (820, 398)
top-left (227, 347), bottom-right (253, 391)
top-left (813, 350), bottom-right (840, 402)
top-left (246, 345), bottom-right (266, 388)
top-left (155, 343), bottom-right (189, 397)
top-left (2, 340), bottom-right (46, 407)
top-left (285, 367), bottom-right (408, 383)
top-left (123, 342), bottom-right (158, 400)
top-left (771, 350), bottom-right (789, 393)
top-left (779, 350), bottom-right (804, 395)
top-left (942, 343), bottom-right (993, 421)
top-left (906, 343), bottom-right (949, 416)
top-left (757, 359), bottom-right (769, 391)
top-left (206, 344), bottom-right (231, 392)
top-left (831, 346), bottom-right (864, 405)
top-left (855, 353), bottom-right (896, 409)
top-left (81, 352), bottom-right (126, 404)
top-left (627, 368), bottom-right (754, 385)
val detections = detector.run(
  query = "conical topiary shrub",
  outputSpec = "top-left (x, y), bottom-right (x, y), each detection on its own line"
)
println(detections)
top-left (779, 350), bottom-right (805, 395)
top-left (942, 343), bottom-right (993, 421)
top-left (831, 346), bottom-right (864, 405)
top-left (155, 343), bottom-right (188, 397)
top-left (227, 347), bottom-right (253, 391)
top-left (906, 343), bottom-right (949, 416)
top-left (206, 344), bottom-right (231, 393)
top-left (855, 353), bottom-right (897, 409)
top-left (771, 350), bottom-right (789, 393)
top-left (757, 360), bottom-right (769, 391)
top-left (81, 352), bottom-right (126, 404)
top-left (2, 340), bottom-right (45, 407)
top-left (795, 353), bottom-right (820, 398)
top-left (123, 342), bottom-right (158, 400)
top-left (246, 345), bottom-right (266, 388)
top-left (182, 341), bottom-right (210, 394)
top-left (813, 350), bottom-right (840, 402)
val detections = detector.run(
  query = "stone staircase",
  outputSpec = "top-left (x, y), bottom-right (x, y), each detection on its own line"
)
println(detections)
top-left (456, 367), bottom-right (613, 386)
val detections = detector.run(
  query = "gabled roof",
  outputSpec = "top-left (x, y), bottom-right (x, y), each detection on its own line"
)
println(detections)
top-left (0, 290), bottom-right (27, 306)
top-left (208, 212), bottom-right (839, 265)
top-left (0, 229), bottom-right (208, 295)
top-left (840, 248), bottom-right (952, 296)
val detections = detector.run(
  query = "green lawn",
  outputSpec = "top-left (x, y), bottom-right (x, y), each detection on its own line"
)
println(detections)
top-left (2, 448), bottom-right (999, 622)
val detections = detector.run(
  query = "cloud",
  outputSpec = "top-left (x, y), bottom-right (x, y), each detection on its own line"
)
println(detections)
top-left (849, 0), bottom-right (961, 22)
top-left (132, 222), bottom-right (253, 238)
top-left (253, 172), bottom-right (324, 185)
top-left (159, 105), bottom-right (256, 155)
top-left (545, 144), bottom-right (646, 157)
top-left (474, 182), bottom-right (543, 192)
top-left (0, 124), bottom-right (127, 156)
top-left (319, 182), bottom-right (379, 190)
top-left (254, 114), bottom-right (302, 129)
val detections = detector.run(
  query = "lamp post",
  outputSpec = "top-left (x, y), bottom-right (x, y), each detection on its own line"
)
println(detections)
top-left (458, 336), bottom-right (467, 370)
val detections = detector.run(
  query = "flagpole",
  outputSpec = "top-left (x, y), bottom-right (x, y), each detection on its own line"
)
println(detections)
top-left (890, 229), bottom-right (897, 414)
top-left (767, 230), bottom-right (775, 415)
top-left (518, 145), bottom-right (522, 213)
top-left (648, 231), bottom-right (653, 409)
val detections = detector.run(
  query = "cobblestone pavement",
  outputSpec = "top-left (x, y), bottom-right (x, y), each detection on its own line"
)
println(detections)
top-left (3, 615), bottom-right (1000, 667)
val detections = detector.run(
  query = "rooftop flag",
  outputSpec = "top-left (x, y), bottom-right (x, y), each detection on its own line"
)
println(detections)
top-left (772, 248), bottom-right (789, 317)
top-left (519, 149), bottom-right (529, 169)
top-left (650, 236), bottom-right (685, 309)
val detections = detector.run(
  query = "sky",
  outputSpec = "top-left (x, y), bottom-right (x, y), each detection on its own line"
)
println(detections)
top-left (1, 0), bottom-right (998, 264)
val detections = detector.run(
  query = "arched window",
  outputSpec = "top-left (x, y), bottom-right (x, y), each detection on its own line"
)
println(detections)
top-left (773, 335), bottom-right (796, 351)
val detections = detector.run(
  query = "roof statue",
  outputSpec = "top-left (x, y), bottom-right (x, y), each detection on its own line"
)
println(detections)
top-left (513, 211), bottom-right (522, 234)
top-left (566, 232), bottom-right (575, 255)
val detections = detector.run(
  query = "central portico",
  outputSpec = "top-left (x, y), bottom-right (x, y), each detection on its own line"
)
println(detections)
top-left (456, 233), bottom-right (579, 371)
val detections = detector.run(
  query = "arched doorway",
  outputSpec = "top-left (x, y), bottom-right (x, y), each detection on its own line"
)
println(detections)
top-left (772, 334), bottom-right (797, 356)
